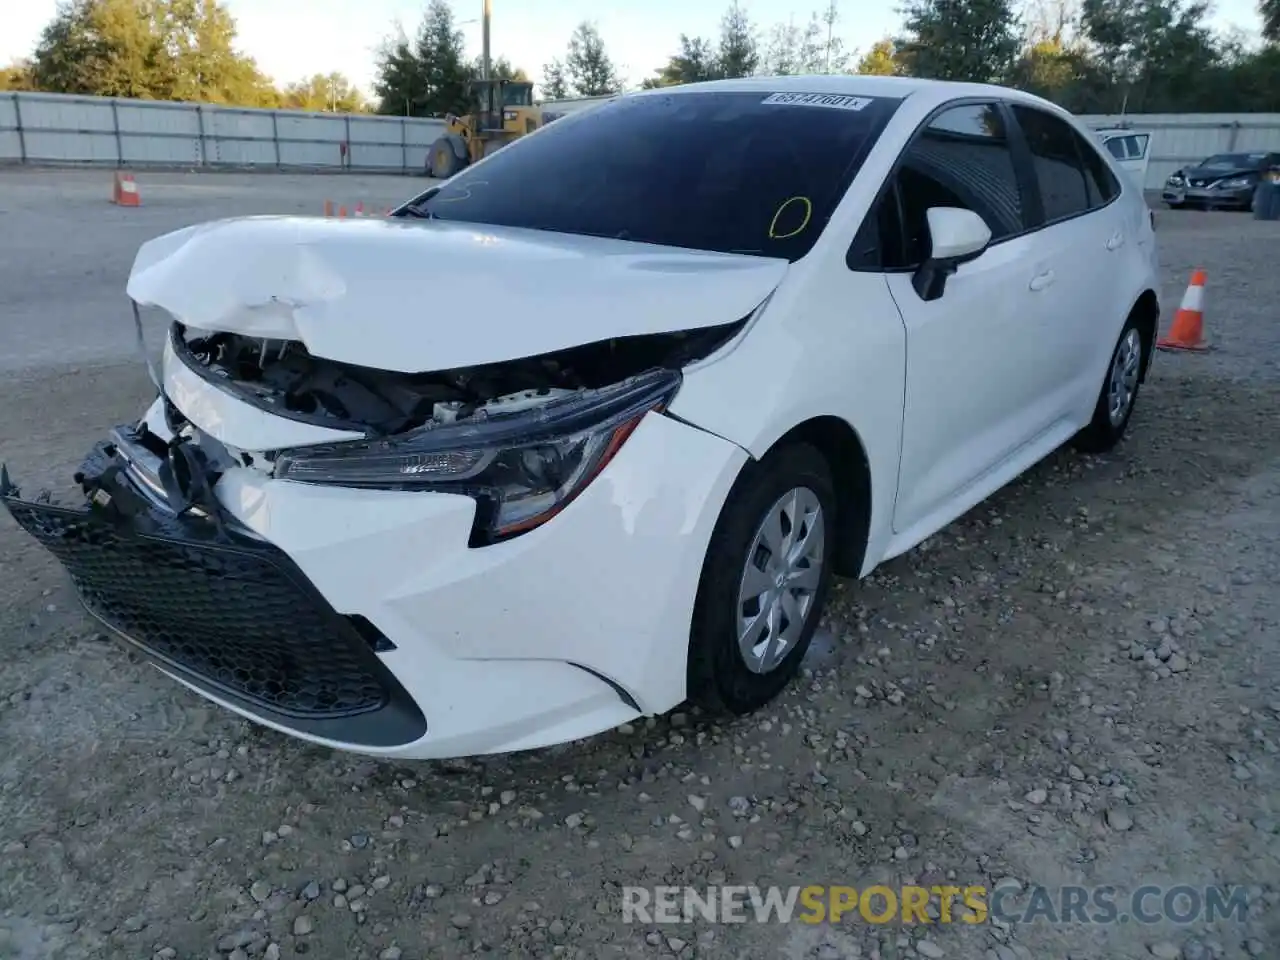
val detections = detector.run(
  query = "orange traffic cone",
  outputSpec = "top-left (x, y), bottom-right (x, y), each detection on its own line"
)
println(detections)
top-left (337, 205), bottom-right (348, 218)
top-left (1157, 269), bottom-right (1209, 352)
top-left (112, 171), bottom-right (141, 207)
top-left (323, 200), bottom-right (333, 217)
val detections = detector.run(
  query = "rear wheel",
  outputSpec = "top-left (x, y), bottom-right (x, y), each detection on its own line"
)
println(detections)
top-left (1072, 314), bottom-right (1146, 454)
top-left (428, 138), bottom-right (464, 179)
top-left (687, 443), bottom-right (837, 715)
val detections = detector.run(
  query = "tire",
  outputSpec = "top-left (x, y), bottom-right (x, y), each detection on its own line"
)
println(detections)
top-left (1072, 313), bottom-right (1146, 454)
top-left (687, 442), bottom-right (838, 715)
top-left (428, 138), bottom-right (464, 179)
top-left (1165, 201), bottom-right (1184, 210)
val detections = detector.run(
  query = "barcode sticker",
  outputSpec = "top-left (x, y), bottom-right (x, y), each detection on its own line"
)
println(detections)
top-left (761, 92), bottom-right (872, 111)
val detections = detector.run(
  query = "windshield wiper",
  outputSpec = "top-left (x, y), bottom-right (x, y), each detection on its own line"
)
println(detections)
top-left (399, 205), bottom-right (441, 220)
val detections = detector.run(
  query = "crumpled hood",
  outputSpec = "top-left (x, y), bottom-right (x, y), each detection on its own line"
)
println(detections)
top-left (126, 215), bottom-right (790, 373)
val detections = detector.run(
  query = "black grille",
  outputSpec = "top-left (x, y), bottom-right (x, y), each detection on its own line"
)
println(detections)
top-left (6, 497), bottom-right (391, 719)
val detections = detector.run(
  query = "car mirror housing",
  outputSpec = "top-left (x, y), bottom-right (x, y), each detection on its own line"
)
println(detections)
top-left (912, 207), bottom-right (993, 302)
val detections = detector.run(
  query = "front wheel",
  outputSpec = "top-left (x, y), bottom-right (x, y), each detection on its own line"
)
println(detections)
top-left (1072, 315), bottom-right (1146, 454)
top-left (687, 442), bottom-right (837, 715)
top-left (428, 138), bottom-right (464, 179)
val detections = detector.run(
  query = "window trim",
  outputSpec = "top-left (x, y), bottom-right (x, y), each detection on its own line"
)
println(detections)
top-left (847, 96), bottom-right (1038, 274)
top-left (1010, 103), bottom-right (1122, 231)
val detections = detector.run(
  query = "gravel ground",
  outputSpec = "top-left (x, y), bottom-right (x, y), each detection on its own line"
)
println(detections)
top-left (1, 170), bottom-right (1279, 960)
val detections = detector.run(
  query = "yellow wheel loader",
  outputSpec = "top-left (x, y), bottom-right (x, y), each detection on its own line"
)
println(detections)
top-left (426, 78), bottom-right (543, 179)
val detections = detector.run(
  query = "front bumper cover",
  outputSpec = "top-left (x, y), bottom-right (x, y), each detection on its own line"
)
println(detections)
top-left (1162, 185), bottom-right (1253, 207)
top-left (0, 433), bottom-right (427, 749)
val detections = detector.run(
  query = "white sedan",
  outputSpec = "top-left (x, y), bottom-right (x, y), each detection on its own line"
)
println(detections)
top-left (2, 75), bottom-right (1161, 760)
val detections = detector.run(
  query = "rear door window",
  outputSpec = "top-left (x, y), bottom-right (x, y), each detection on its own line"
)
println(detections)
top-left (1011, 105), bottom-right (1095, 223)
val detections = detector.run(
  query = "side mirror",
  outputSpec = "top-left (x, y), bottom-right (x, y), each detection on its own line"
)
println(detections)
top-left (912, 207), bottom-right (993, 301)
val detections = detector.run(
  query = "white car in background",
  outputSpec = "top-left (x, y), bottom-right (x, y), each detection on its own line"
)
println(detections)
top-left (1096, 128), bottom-right (1153, 193)
top-left (2, 75), bottom-right (1161, 760)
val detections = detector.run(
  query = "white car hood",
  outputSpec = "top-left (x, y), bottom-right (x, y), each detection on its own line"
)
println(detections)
top-left (126, 215), bottom-right (790, 373)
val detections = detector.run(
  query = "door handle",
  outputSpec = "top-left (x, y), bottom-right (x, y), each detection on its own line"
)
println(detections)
top-left (1029, 270), bottom-right (1056, 292)
top-left (1106, 232), bottom-right (1125, 250)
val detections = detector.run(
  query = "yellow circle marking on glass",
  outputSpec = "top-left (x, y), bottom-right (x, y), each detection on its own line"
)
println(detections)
top-left (769, 196), bottom-right (812, 239)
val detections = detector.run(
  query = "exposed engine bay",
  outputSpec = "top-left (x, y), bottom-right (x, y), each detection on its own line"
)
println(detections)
top-left (170, 318), bottom-right (745, 438)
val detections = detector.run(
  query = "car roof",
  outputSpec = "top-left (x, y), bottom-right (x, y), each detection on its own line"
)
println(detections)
top-left (622, 74), bottom-right (1065, 113)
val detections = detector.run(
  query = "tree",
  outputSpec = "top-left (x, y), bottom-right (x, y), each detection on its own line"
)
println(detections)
top-left (811, 1), bottom-right (851, 72)
top-left (642, 34), bottom-right (718, 87)
top-left (855, 38), bottom-right (900, 75)
top-left (764, 18), bottom-right (803, 75)
top-left (374, 28), bottom-right (428, 115)
top-left (283, 73), bottom-right (367, 112)
top-left (540, 58), bottom-right (569, 99)
top-left (1079, 0), bottom-right (1221, 112)
top-left (474, 55), bottom-right (530, 83)
top-left (716, 0), bottom-right (760, 78)
top-left (414, 0), bottom-right (471, 116)
top-left (32, 0), bottom-right (166, 99)
top-left (0, 61), bottom-right (37, 91)
top-left (1261, 0), bottom-right (1279, 43)
top-left (30, 0), bottom-right (277, 105)
top-left (564, 21), bottom-right (621, 95)
top-left (895, 0), bottom-right (1022, 83)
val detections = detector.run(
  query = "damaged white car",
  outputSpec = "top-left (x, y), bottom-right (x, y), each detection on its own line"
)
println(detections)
top-left (2, 75), bottom-right (1160, 760)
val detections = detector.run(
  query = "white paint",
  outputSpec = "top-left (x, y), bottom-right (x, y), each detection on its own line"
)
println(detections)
top-left (72, 74), bottom-right (1163, 760)
top-left (924, 208), bottom-right (991, 261)
top-left (126, 215), bottom-right (790, 373)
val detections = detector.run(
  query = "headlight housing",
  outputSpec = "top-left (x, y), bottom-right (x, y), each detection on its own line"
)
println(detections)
top-left (272, 367), bottom-right (681, 544)
top-left (1215, 176), bottom-right (1253, 190)
top-left (1166, 174), bottom-right (1184, 185)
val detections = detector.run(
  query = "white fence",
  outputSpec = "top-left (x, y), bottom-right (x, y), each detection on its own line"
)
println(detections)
top-left (4, 90), bottom-right (1278, 190)
top-left (0, 92), bottom-right (446, 172)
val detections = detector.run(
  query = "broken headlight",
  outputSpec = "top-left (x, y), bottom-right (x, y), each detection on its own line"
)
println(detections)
top-left (271, 368), bottom-right (681, 543)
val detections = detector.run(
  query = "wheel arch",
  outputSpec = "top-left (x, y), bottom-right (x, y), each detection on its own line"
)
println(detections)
top-left (1128, 288), bottom-right (1159, 381)
top-left (760, 416), bottom-right (873, 579)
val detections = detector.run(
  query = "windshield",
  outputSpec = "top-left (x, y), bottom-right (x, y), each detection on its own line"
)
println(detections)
top-left (1201, 153), bottom-right (1265, 168)
top-left (412, 90), bottom-right (902, 261)
top-left (502, 85), bottom-right (533, 107)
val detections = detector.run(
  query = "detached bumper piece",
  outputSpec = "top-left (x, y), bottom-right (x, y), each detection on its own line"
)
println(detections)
top-left (1, 436), bottom-right (426, 749)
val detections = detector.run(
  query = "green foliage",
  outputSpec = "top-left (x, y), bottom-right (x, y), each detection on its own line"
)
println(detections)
top-left (373, 30), bottom-right (427, 116)
top-left (895, 0), bottom-right (1023, 83)
top-left (855, 39), bottom-right (901, 76)
top-left (540, 59), bottom-right (569, 100)
top-left (642, 35), bottom-right (718, 88)
top-left (283, 73), bottom-right (367, 113)
top-left (0, 61), bottom-right (38, 91)
top-left (565, 22), bottom-right (621, 96)
top-left (716, 0), bottom-right (760, 78)
top-left (373, 4), bottom-right (531, 115)
top-left (411, 0), bottom-right (471, 116)
top-left (30, 0), bottom-right (278, 105)
top-left (1264, 0), bottom-right (1280, 42)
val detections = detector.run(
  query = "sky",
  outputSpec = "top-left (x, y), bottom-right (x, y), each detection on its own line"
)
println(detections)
top-left (1, 0), bottom-right (1268, 99)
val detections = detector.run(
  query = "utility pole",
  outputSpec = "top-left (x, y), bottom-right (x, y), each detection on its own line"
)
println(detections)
top-left (825, 0), bottom-right (836, 73)
top-left (482, 0), bottom-right (492, 81)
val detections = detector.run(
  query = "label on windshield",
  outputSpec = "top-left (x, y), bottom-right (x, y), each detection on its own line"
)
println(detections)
top-left (761, 92), bottom-right (872, 111)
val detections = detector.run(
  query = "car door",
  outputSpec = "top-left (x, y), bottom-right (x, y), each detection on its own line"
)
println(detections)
top-left (858, 101), bottom-right (1055, 536)
top-left (1009, 104), bottom-right (1130, 420)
